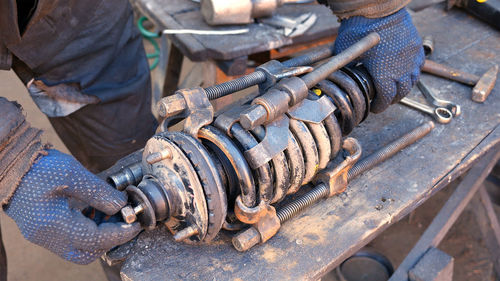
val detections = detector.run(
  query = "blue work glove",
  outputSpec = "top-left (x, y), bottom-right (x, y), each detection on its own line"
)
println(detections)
top-left (4, 150), bottom-right (141, 265)
top-left (334, 8), bottom-right (425, 113)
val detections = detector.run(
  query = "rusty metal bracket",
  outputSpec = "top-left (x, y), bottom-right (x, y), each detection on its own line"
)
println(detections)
top-left (157, 87), bottom-right (214, 137)
top-left (256, 60), bottom-right (313, 93)
top-left (214, 105), bottom-right (250, 137)
top-left (244, 116), bottom-right (291, 169)
top-left (314, 137), bottom-right (362, 197)
top-left (233, 203), bottom-right (281, 252)
top-left (287, 95), bottom-right (336, 124)
top-left (234, 196), bottom-right (268, 224)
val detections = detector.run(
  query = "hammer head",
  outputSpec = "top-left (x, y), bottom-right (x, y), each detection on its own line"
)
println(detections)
top-left (472, 64), bottom-right (499, 103)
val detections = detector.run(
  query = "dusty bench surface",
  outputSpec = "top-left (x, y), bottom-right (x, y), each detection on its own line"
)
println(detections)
top-left (119, 5), bottom-right (500, 281)
top-left (130, 0), bottom-right (339, 61)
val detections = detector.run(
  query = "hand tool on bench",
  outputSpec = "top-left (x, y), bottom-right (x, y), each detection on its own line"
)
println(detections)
top-left (400, 97), bottom-right (453, 124)
top-left (417, 80), bottom-right (461, 117)
top-left (422, 59), bottom-right (498, 103)
top-left (259, 12), bottom-right (317, 37)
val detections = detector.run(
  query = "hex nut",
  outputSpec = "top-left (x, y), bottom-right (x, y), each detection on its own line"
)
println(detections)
top-left (156, 94), bottom-right (186, 118)
top-left (239, 105), bottom-right (268, 130)
top-left (121, 206), bottom-right (137, 224)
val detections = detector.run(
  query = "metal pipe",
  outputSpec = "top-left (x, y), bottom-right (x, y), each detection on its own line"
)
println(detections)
top-left (301, 32), bottom-right (380, 88)
top-left (348, 121), bottom-right (435, 180)
top-left (239, 33), bottom-right (380, 130)
top-left (204, 35), bottom-right (358, 100)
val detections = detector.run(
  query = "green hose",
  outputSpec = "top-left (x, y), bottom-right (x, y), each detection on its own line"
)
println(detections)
top-left (138, 16), bottom-right (160, 70)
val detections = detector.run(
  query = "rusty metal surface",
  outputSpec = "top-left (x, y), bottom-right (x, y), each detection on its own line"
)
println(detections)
top-left (287, 95), bottom-right (336, 124)
top-left (142, 134), bottom-right (209, 241)
top-left (198, 125), bottom-right (256, 207)
top-left (120, 6), bottom-right (500, 281)
top-left (130, 0), bottom-right (339, 61)
top-left (165, 132), bottom-right (228, 242)
top-left (158, 87), bottom-right (214, 137)
top-left (314, 138), bottom-right (361, 196)
top-left (244, 116), bottom-right (291, 169)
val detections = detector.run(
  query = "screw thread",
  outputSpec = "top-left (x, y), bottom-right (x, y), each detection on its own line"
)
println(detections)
top-left (205, 71), bottom-right (267, 100)
top-left (348, 121), bottom-right (435, 181)
top-left (277, 184), bottom-right (329, 222)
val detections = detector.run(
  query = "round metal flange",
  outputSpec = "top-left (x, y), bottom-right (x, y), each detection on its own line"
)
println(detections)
top-left (163, 131), bottom-right (227, 242)
top-left (143, 134), bottom-right (208, 242)
top-left (126, 185), bottom-right (156, 230)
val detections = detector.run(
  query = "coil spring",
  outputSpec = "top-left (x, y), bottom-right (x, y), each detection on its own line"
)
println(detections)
top-left (114, 66), bottom-right (375, 232)
top-left (199, 66), bottom-right (374, 213)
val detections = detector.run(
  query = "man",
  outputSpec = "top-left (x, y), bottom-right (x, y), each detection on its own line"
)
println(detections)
top-left (0, 0), bottom-right (423, 279)
top-left (0, 0), bottom-right (157, 279)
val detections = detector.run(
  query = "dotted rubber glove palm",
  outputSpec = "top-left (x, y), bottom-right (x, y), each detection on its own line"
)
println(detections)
top-left (4, 150), bottom-right (141, 265)
top-left (334, 8), bottom-right (425, 113)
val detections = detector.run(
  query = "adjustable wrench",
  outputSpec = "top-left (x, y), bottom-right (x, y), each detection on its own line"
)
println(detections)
top-left (417, 81), bottom-right (461, 117)
top-left (400, 97), bottom-right (453, 124)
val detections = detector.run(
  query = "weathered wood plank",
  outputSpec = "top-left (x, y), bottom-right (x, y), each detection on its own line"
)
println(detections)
top-left (130, 1), bottom-right (339, 61)
top-left (120, 5), bottom-right (500, 281)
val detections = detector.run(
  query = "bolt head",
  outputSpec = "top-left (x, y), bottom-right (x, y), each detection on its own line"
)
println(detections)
top-left (240, 105), bottom-right (267, 130)
top-left (121, 206), bottom-right (137, 224)
top-left (156, 94), bottom-right (186, 118)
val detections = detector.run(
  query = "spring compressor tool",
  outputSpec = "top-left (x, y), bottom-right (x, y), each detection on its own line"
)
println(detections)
top-left (108, 32), bottom-right (427, 251)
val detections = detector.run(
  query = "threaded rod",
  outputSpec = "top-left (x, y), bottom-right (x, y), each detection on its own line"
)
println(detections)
top-left (277, 184), bottom-right (329, 222)
top-left (205, 71), bottom-right (267, 100)
top-left (205, 35), bottom-right (370, 100)
top-left (348, 121), bottom-right (435, 181)
top-left (276, 121), bottom-right (434, 224)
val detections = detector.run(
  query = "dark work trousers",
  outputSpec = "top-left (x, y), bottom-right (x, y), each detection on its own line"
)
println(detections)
top-left (48, 86), bottom-right (158, 174)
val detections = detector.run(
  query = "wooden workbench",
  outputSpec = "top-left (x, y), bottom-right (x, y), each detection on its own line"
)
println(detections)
top-left (130, 0), bottom-right (340, 104)
top-left (116, 5), bottom-right (500, 280)
top-left (130, 0), bottom-right (338, 62)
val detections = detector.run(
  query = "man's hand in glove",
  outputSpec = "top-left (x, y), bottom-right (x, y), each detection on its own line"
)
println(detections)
top-left (334, 8), bottom-right (425, 113)
top-left (4, 150), bottom-right (141, 265)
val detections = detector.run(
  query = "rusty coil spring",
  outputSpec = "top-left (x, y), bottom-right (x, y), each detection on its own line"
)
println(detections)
top-left (199, 66), bottom-right (374, 214)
